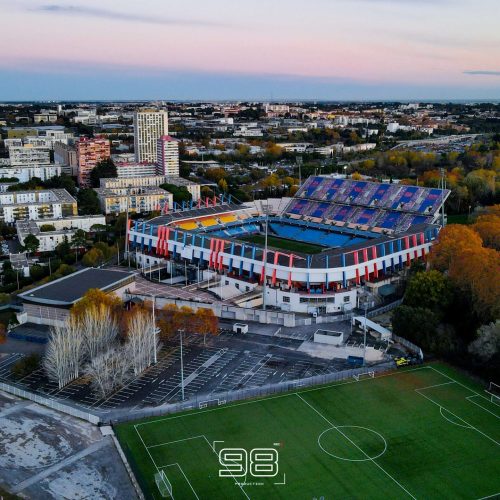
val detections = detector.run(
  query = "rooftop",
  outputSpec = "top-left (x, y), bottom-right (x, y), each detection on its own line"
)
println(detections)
top-left (19, 268), bottom-right (136, 306)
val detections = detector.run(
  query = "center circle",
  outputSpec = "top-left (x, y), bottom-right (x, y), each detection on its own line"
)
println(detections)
top-left (318, 425), bottom-right (387, 462)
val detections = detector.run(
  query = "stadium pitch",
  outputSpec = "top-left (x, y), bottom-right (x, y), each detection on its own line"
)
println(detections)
top-left (240, 234), bottom-right (324, 254)
top-left (115, 363), bottom-right (500, 499)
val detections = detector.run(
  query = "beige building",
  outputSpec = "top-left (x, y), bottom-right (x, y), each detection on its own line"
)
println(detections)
top-left (95, 186), bottom-right (173, 215)
top-left (133, 109), bottom-right (168, 163)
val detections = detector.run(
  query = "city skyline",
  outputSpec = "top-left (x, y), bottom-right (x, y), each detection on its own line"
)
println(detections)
top-left (0, 0), bottom-right (499, 100)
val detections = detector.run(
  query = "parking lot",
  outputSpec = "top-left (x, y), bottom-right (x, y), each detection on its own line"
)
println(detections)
top-left (0, 327), bottom-right (358, 414)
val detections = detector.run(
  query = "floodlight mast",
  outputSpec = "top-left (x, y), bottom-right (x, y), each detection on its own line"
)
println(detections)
top-left (262, 200), bottom-right (269, 311)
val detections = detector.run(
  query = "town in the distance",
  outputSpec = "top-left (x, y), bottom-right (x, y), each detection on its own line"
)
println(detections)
top-left (0, 100), bottom-right (498, 499)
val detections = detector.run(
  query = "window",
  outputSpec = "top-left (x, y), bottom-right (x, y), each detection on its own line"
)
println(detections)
top-left (343, 296), bottom-right (350, 303)
top-left (283, 296), bottom-right (290, 303)
top-left (225, 280), bottom-right (229, 285)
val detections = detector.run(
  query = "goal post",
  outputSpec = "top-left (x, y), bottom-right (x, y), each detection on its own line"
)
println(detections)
top-left (155, 470), bottom-right (173, 498)
top-left (353, 371), bottom-right (375, 382)
top-left (487, 382), bottom-right (500, 406)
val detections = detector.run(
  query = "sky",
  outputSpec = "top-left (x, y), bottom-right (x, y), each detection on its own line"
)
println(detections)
top-left (0, 0), bottom-right (499, 101)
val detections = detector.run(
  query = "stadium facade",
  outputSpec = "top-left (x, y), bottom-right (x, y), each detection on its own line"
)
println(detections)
top-left (127, 176), bottom-right (449, 315)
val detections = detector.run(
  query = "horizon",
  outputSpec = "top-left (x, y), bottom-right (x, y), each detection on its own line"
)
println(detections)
top-left (1, 0), bottom-right (499, 100)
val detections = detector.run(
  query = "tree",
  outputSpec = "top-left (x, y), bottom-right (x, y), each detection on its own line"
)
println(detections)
top-left (44, 318), bottom-right (84, 389)
top-left (125, 308), bottom-right (160, 375)
top-left (428, 225), bottom-right (483, 272)
top-left (473, 214), bottom-right (500, 250)
top-left (71, 229), bottom-right (87, 263)
top-left (194, 308), bottom-right (218, 345)
top-left (90, 158), bottom-right (117, 187)
top-left (70, 288), bottom-right (123, 320)
top-left (391, 305), bottom-right (439, 348)
top-left (23, 234), bottom-right (40, 256)
top-left (0, 324), bottom-right (6, 344)
top-left (78, 303), bottom-right (120, 360)
top-left (468, 321), bottom-right (500, 362)
top-left (157, 304), bottom-right (180, 340)
top-left (82, 247), bottom-right (104, 267)
top-left (85, 346), bottom-right (130, 398)
top-left (159, 183), bottom-right (192, 204)
top-left (404, 270), bottom-right (453, 313)
top-left (218, 178), bottom-right (228, 193)
top-left (77, 189), bottom-right (101, 215)
top-left (39, 224), bottom-right (56, 232)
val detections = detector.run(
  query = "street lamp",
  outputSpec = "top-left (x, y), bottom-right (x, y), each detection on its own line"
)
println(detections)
top-left (179, 328), bottom-right (185, 401)
top-left (151, 295), bottom-right (157, 364)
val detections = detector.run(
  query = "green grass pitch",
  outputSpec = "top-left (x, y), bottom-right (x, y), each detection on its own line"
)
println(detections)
top-left (240, 234), bottom-right (324, 254)
top-left (115, 363), bottom-right (500, 499)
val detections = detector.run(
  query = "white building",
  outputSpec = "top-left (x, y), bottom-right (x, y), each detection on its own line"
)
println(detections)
top-left (115, 161), bottom-right (157, 178)
top-left (9, 146), bottom-right (51, 166)
top-left (0, 189), bottom-right (77, 223)
top-left (0, 164), bottom-right (62, 183)
top-left (133, 109), bottom-right (169, 163)
top-left (17, 215), bottom-right (106, 252)
top-left (157, 136), bottom-right (179, 177)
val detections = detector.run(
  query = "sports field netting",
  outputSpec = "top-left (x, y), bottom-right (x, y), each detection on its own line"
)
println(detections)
top-left (116, 363), bottom-right (500, 499)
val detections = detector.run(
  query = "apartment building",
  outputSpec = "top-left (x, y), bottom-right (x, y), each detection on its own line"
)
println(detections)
top-left (16, 215), bottom-right (106, 252)
top-left (115, 161), bottom-right (157, 178)
top-left (0, 189), bottom-right (77, 223)
top-left (0, 164), bottom-right (62, 183)
top-left (156, 135), bottom-right (179, 177)
top-left (76, 137), bottom-right (110, 187)
top-left (95, 186), bottom-right (173, 215)
top-left (133, 109), bottom-right (169, 163)
top-left (9, 145), bottom-right (51, 166)
top-left (54, 142), bottom-right (78, 176)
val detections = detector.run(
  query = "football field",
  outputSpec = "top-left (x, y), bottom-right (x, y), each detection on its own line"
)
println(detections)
top-left (115, 363), bottom-right (500, 499)
top-left (240, 234), bottom-right (325, 254)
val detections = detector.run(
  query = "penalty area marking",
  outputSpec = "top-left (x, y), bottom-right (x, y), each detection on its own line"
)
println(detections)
top-left (159, 463), bottom-right (200, 500)
top-left (318, 425), bottom-right (387, 462)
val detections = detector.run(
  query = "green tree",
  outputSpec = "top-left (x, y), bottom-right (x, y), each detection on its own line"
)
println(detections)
top-left (71, 229), bottom-right (87, 263)
top-left (90, 158), bottom-right (117, 187)
top-left (23, 234), bottom-right (40, 255)
top-left (39, 224), bottom-right (56, 232)
top-left (404, 270), bottom-right (453, 313)
top-left (77, 189), bottom-right (101, 215)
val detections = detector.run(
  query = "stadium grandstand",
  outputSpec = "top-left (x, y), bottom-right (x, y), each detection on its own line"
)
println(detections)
top-left (127, 176), bottom-right (449, 315)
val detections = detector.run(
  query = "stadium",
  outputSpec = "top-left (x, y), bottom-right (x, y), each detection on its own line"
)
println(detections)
top-left (127, 176), bottom-right (450, 315)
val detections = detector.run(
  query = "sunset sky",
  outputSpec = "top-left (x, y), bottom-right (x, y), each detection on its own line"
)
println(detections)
top-left (1, 0), bottom-right (499, 100)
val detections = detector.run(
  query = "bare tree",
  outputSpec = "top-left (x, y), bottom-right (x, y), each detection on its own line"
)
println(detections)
top-left (126, 309), bottom-right (160, 376)
top-left (80, 303), bottom-right (119, 359)
top-left (44, 318), bottom-right (84, 389)
top-left (85, 347), bottom-right (131, 398)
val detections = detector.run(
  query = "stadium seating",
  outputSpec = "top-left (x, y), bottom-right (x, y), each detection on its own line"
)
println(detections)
top-left (285, 177), bottom-right (449, 233)
top-left (200, 218), bottom-right (218, 227)
top-left (178, 221), bottom-right (198, 230)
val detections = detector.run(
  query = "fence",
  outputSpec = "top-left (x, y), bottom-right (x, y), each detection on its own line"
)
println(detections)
top-left (392, 334), bottom-right (424, 359)
top-left (0, 381), bottom-right (101, 425)
top-left (107, 361), bottom-right (394, 424)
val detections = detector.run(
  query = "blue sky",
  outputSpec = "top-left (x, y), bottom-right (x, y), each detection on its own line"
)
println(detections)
top-left (1, 0), bottom-right (499, 100)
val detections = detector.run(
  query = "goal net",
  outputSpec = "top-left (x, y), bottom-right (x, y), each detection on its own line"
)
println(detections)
top-left (353, 371), bottom-right (375, 381)
top-left (155, 470), bottom-right (173, 498)
top-left (487, 382), bottom-right (500, 406)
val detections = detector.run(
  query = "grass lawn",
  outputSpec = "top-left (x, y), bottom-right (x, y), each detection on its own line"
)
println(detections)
top-left (447, 214), bottom-right (471, 225)
top-left (240, 234), bottom-right (324, 254)
top-left (115, 363), bottom-right (500, 499)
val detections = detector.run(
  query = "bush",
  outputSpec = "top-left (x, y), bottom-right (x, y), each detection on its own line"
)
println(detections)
top-left (11, 354), bottom-right (41, 379)
top-left (39, 224), bottom-right (56, 232)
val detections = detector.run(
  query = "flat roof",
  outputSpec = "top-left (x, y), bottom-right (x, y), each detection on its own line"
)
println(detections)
top-left (19, 268), bottom-right (136, 306)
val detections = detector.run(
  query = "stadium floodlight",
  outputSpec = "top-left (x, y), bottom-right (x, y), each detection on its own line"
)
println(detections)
top-left (155, 470), bottom-right (172, 498)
